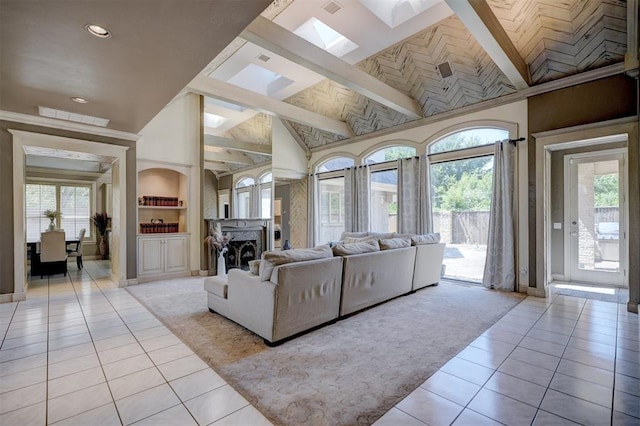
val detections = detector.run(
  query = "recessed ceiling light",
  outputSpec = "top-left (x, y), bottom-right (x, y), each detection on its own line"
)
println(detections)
top-left (71, 97), bottom-right (88, 104)
top-left (85, 24), bottom-right (111, 39)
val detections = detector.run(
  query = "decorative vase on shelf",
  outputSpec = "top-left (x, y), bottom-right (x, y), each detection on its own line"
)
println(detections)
top-left (48, 218), bottom-right (55, 231)
top-left (282, 239), bottom-right (292, 250)
top-left (217, 248), bottom-right (227, 276)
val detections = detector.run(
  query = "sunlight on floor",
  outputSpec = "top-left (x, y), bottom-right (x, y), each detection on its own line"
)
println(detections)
top-left (554, 283), bottom-right (616, 295)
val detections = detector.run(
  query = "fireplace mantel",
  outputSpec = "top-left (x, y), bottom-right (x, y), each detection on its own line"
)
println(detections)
top-left (205, 218), bottom-right (271, 273)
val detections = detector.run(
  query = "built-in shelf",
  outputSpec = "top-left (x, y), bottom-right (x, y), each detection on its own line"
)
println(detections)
top-left (138, 206), bottom-right (186, 210)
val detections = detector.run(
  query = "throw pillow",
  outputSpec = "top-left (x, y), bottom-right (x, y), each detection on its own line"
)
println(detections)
top-left (411, 233), bottom-right (441, 245)
top-left (379, 237), bottom-right (411, 250)
top-left (259, 245), bottom-right (333, 281)
top-left (332, 239), bottom-right (380, 256)
top-left (343, 235), bottom-right (377, 244)
top-left (248, 260), bottom-right (261, 275)
top-left (339, 231), bottom-right (369, 241)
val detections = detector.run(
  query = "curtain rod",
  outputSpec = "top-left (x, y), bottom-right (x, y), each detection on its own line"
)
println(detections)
top-left (508, 137), bottom-right (525, 146)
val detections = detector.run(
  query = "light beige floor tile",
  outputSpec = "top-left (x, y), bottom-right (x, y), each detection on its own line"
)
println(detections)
top-left (48, 333), bottom-right (92, 352)
top-left (139, 334), bottom-right (182, 353)
top-left (439, 357), bottom-right (494, 386)
top-left (420, 371), bottom-right (480, 406)
top-left (109, 367), bottom-right (167, 400)
top-left (0, 401), bottom-right (46, 425)
top-left (133, 403), bottom-right (198, 426)
top-left (47, 366), bottom-right (106, 399)
top-left (0, 381), bottom-right (46, 415)
top-left (47, 382), bottom-right (113, 424)
top-left (132, 325), bottom-right (172, 341)
top-left (616, 373), bottom-right (640, 397)
top-left (48, 324), bottom-right (89, 340)
top-left (397, 387), bottom-right (464, 426)
top-left (0, 365), bottom-right (46, 393)
top-left (540, 389), bottom-right (611, 426)
top-left (102, 353), bottom-right (155, 381)
top-left (485, 371), bottom-right (546, 407)
top-left (48, 352), bottom-right (100, 380)
top-left (568, 336), bottom-right (616, 356)
top-left (170, 368), bottom-right (227, 402)
top-left (481, 328), bottom-right (524, 345)
top-left (156, 354), bottom-right (210, 382)
top-left (519, 336), bottom-right (566, 357)
top-left (127, 318), bottom-right (163, 332)
top-left (508, 347), bottom-right (560, 371)
top-left (98, 342), bottom-right (145, 365)
top-left (532, 409), bottom-right (581, 425)
top-left (1, 331), bottom-right (48, 350)
top-left (571, 327), bottom-right (617, 346)
top-left (0, 352), bottom-right (46, 377)
top-left (556, 358), bottom-right (614, 388)
top-left (468, 388), bottom-right (537, 426)
top-left (185, 385), bottom-right (249, 426)
top-left (93, 332), bottom-right (137, 352)
top-left (550, 372), bottom-right (613, 408)
top-left (0, 341), bottom-right (47, 363)
top-left (148, 343), bottom-right (194, 366)
top-left (614, 390), bottom-right (640, 418)
top-left (452, 409), bottom-right (503, 426)
top-left (562, 346), bottom-right (615, 371)
top-left (456, 346), bottom-right (508, 370)
top-left (90, 324), bottom-right (131, 341)
top-left (51, 403), bottom-right (121, 426)
top-left (211, 405), bottom-right (273, 426)
top-left (115, 383), bottom-right (181, 425)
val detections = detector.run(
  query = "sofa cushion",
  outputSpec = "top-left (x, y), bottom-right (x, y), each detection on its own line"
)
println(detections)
top-left (259, 245), bottom-right (333, 281)
top-left (204, 276), bottom-right (228, 299)
top-left (339, 231), bottom-right (369, 240)
top-left (379, 237), bottom-right (411, 250)
top-left (343, 235), bottom-right (377, 244)
top-left (411, 233), bottom-right (441, 245)
top-left (332, 239), bottom-right (380, 256)
top-left (248, 260), bottom-right (261, 275)
top-left (369, 232), bottom-right (394, 239)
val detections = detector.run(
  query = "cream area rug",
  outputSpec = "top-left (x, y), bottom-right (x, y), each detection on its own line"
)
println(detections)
top-left (127, 277), bottom-right (525, 426)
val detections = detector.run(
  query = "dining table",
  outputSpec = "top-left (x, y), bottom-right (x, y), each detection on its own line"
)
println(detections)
top-left (27, 238), bottom-right (80, 277)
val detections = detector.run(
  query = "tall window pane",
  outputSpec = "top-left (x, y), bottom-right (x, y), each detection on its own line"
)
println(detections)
top-left (237, 191), bottom-right (250, 218)
top-left (61, 186), bottom-right (91, 239)
top-left (430, 155), bottom-right (494, 282)
top-left (370, 169), bottom-right (398, 233)
top-left (25, 184), bottom-right (56, 241)
top-left (261, 187), bottom-right (271, 219)
top-left (318, 177), bottom-right (345, 243)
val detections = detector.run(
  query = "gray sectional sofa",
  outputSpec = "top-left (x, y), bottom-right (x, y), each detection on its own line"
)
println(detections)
top-left (204, 233), bottom-right (445, 345)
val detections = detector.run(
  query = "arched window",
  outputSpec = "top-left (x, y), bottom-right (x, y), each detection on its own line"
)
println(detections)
top-left (316, 157), bottom-right (354, 173)
top-left (364, 146), bottom-right (416, 164)
top-left (428, 127), bottom-right (509, 283)
top-left (259, 173), bottom-right (272, 183)
top-left (236, 177), bottom-right (255, 188)
top-left (428, 128), bottom-right (508, 154)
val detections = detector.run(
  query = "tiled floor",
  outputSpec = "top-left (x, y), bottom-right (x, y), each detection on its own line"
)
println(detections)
top-left (0, 261), bottom-right (272, 425)
top-left (1, 262), bottom-right (638, 425)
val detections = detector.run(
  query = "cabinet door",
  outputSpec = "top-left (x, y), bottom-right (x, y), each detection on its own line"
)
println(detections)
top-left (164, 236), bottom-right (188, 273)
top-left (138, 238), bottom-right (164, 276)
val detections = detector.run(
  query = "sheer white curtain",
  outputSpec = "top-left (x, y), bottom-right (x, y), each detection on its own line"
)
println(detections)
top-left (344, 165), bottom-right (370, 232)
top-left (483, 141), bottom-right (516, 291)
top-left (307, 174), bottom-right (318, 246)
top-left (398, 155), bottom-right (432, 234)
top-left (249, 184), bottom-right (260, 218)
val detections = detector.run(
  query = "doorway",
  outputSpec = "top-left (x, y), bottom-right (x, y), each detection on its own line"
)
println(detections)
top-left (564, 149), bottom-right (627, 286)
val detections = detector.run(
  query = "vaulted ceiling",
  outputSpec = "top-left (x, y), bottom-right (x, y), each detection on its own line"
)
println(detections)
top-left (195, 0), bottom-right (631, 173)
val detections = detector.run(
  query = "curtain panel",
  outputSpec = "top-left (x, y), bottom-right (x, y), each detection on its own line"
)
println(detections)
top-left (397, 155), bottom-right (432, 234)
top-left (307, 174), bottom-right (318, 247)
top-left (344, 165), bottom-right (370, 233)
top-left (483, 141), bottom-right (516, 291)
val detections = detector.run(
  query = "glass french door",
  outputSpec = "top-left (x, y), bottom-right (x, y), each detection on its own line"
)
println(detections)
top-left (566, 151), bottom-right (626, 286)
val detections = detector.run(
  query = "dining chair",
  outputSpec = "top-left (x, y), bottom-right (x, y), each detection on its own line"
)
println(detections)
top-left (66, 228), bottom-right (86, 269)
top-left (40, 231), bottom-right (68, 278)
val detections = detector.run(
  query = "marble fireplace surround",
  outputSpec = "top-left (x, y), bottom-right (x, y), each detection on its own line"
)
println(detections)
top-left (206, 219), bottom-right (271, 272)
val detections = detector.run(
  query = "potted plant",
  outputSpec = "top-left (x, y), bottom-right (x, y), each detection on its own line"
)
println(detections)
top-left (44, 209), bottom-right (61, 231)
top-left (91, 212), bottom-right (110, 259)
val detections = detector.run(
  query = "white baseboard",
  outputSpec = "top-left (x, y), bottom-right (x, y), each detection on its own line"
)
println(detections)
top-left (526, 286), bottom-right (547, 298)
top-left (0, 292), bottom-right (26, 303)
top-left (199, 270), bottom-right (210, 276)
top-left (550, 274), bottom-right (566, 282)
top-left (136, 271), bottom-right (190, 284)
top-left (627, 301), bottom-right (638, 313)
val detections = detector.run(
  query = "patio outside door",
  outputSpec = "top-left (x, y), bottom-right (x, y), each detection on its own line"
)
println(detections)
top-left (566, 151), bottom-right (626, 286)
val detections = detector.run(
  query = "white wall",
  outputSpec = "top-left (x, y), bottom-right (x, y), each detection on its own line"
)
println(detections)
top-left (137, 93), bottom-right (202, 274)
top-left (272, 118), bottom-right (308, 179)
top-left (309, 99), bottom-right (530, 291)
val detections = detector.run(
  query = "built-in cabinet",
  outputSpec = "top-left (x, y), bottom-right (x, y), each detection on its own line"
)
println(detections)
top-left (137, 234), bottom-right (189, 278)
top-left (137, 165), bottom-right (190, 282)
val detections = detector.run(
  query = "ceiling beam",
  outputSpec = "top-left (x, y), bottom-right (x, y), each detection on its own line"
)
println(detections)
top-left (204, 161), bottom-right (231, 172)
top-left (188, 75), bottom-right (354, 137)
top-left (204, 135), bottom-right (271, 156)
top-left (204, 149), bottom-right (254, 165)
top-left (241, 16), bottom-right (423, 120)
top-left (445, 0), bottom-right (531, 90)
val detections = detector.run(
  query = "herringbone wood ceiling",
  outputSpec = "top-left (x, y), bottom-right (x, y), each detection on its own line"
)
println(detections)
top-left (222, 0), bottom-right (627, 154)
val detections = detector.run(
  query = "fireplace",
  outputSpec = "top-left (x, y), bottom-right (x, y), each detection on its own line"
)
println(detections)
top-left (206, 219), bottom-right (270, 273)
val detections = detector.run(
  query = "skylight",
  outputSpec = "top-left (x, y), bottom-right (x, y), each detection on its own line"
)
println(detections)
top-left (203, 112), bottom-right (228, 128)
top-left (38, 106), bottom-right (110, 127)
top-left (359, 0), bottom-right (439, 28)
top-left (227, 63), bottom-right (293, 96)
top-left (293, 17), bottom-right (358, 58)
